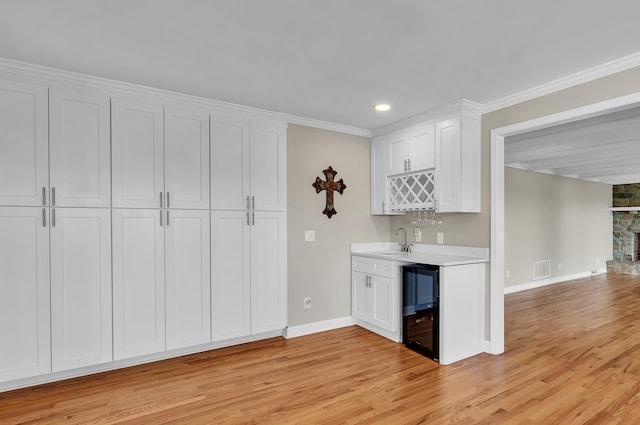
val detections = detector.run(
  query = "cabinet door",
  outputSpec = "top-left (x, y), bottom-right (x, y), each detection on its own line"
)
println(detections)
top-left (49, 89), bottom-right (111, 207)
top-left (50, 208), bottom-right (112, 372)
top-left (112, 209), bottom-right (165, 360)
top-left (112, 98), bottom-right (164, 208)
top-left (352, 272), bottom-right (368, 321)
top-left (250, 211), bottom-right (287, 333)
top-left (386, 129), bottom-right (409, 176)
top-left (0, 80), bottom-right (48, 207)
top-left (211, 210), bottom-right (250, 340)
top-left (250, 119), bottom-right (286, 211)
top-left (165, 107), bottom-right (210, 210)
top-left (166, 209), bottom-right (211, 350)
top-left (408, 121), bottom-right (435, 171)
top-left (0, 207), bottom-right (50, 381)
top-left (370, 275), bottom-right (396, 332)
top-left (210, 113), bottom-right (250, 210)
top-left (435, 118), bottom-right (461, 212)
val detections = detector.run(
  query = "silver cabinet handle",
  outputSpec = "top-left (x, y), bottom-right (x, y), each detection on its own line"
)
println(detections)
top-left (52, 208), bottom-right (55, 227)
top-left (246, 196), bottom-right (251, 210)
top-left (166, 192), bottom-right (170, 208)
top-left (52, 187), bottom-right (55, 206)
top-left (42, 187), bottom-right (46, 206)
top-left (246, 211), bottom-right (250, 226)
top-left (382, 201), bottom-right (386, 214)
top-left (252, 211), bottom-right (255, 226)
top-left (407, 159), bottom-right (411, 171)
top-left (160, 209), bottom-right (163, 226)
top-left (166, 210), bottom-right (169, 226)
top-left (403, 159), bottom-right (407, 172)
top-left (42, 208), bottom-right (46, 227)
top-left (160, 192), bottom-right (163, 208)
top-left (252, 196), bottom-right (255, 210)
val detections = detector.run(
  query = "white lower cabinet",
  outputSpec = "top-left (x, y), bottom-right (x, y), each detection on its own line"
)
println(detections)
top-left (0, 207), bottom-right (51, 382)
top-left (165, 210), bottom-right (211, 350)
top-left (351, 256), bottom-right (398, 335)
top-left (50, 208), bottom-right (112, 372)
top-left (211, 210), bottom-right (286, 340)
top-left (112, 209), bottom-right (166, 360)
top-left (112, 209), bottom-right (211, 360)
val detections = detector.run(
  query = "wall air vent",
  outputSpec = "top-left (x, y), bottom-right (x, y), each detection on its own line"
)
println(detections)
top-left (533, 260), bottom-right (551, 280)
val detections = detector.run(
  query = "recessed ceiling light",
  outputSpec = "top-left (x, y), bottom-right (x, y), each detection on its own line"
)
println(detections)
top-left (373, 103), bottom-right (391, 112)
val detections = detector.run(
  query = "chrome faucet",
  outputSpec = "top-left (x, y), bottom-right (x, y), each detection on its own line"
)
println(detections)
top-left (395, 227), bottom-right (412, 253)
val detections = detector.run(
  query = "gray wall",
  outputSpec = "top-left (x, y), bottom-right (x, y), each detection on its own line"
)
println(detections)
top-left (504, 168), bottom-right (612, 287)
top-left (287, 124), bottom-right (389, 327)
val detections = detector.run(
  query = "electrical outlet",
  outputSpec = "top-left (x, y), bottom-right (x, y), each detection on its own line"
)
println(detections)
top-left (506, 270), bottom-right (510, 278)
top-left (304, 230), bottom-right (315, 242)
top-left (304, 297), bottom-right (312, 310)
top-left (414, 227), bottom-right (422, 242)
top-left (437, 232), bottom-right (444, 244)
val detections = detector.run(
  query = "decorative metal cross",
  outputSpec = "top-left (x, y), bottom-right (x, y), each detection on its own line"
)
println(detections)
top-left (312, 166), bottom-right (347, 219)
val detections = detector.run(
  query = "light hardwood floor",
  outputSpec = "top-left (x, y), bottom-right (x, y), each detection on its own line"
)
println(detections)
top-left (2, 273), bottom-right (640, 424)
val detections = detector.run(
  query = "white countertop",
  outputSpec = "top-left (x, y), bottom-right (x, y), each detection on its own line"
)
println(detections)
top-left (351, 242), bottom-right (489, 267)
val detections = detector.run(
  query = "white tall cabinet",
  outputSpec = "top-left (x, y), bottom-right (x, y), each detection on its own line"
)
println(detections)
top-left (0, 67), bottom-right (287, 391)
top-left (210, 113), bottom-right (287, 341)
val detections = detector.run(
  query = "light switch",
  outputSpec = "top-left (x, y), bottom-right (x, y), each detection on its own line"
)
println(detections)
top-left (305, 230), bottom-right (315, 242)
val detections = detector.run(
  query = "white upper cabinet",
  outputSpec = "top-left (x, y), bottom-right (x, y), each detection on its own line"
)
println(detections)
top-left (112, 209), bottom-right (166, 360)
top-left (49, 89), bottom-right (111, 207)
top-left (165, 209), bottom-right (211, 350)
top-left (435, 115), bottom-right (480, 213)
top-left (112, 98), bottom-right (164, 209)
top-left (0, 80), bottom-right (48, 207)
top-left (407, 121), bottom-right (435, 171)
top-left (164, 107), bottom-right (210, 210)
top-left (50, 208), bottom-right (112, 372)
top-left (250, 119), bottom-right (287, 211)
top-left (385, 123), bottom-right (435, 176)
top-left (0, 207), bottom-right (51, 381)
top-left (210, 113), bottom-right (250, 210)
top-left (372, 101), bottom-right (481, 214)
top-left (386, 129), bottom-right (409, 176)
top-left (211, 114), bottom-right (286, 211)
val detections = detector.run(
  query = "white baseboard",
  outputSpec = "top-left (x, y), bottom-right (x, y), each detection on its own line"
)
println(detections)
top-left (504, 268), bottom-right (608, 294)
top-left (284, 316), bottom-right (355, 338)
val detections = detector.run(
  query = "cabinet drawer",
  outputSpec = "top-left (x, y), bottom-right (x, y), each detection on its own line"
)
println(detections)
top-left (352, 255), bottom-right (395, 278)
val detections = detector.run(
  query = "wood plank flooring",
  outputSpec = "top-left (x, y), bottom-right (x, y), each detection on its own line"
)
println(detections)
top-left (2, 273), bottom-right (640, 424)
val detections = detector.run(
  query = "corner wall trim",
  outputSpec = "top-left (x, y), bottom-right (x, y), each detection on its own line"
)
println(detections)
top-left (284, 317), bottom-right (355, 339)
top-left (504, 269), bottom-right (608, 294)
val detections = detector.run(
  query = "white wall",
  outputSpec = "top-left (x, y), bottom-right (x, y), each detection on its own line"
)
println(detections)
top-left (504, 168), bottom-right (612, 288)
top-left (287, 124), bottom-right (389, 327)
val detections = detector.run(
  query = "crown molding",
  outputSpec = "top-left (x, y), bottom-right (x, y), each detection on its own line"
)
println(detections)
top-left (0, 57), bottom-right (371, 138)
top-left (483, 51), bottom-right (640, 114)
top-left (371, 98), bottom-right (483, 137)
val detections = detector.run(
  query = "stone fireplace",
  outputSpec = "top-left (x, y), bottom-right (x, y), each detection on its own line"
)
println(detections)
top-left (607, 183), bottom-right (640, 275)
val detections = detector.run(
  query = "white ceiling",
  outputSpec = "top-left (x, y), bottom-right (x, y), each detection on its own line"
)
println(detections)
top-left (2, 1), bottom-right (640, 185)
top-left (1, 0), bottom-right (640, 132)
top-left (505, 107), bottom-right (640, 185)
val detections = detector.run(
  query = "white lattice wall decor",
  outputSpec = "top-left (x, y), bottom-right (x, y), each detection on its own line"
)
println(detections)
top-left (388, 170), bottom-right (435, 211)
